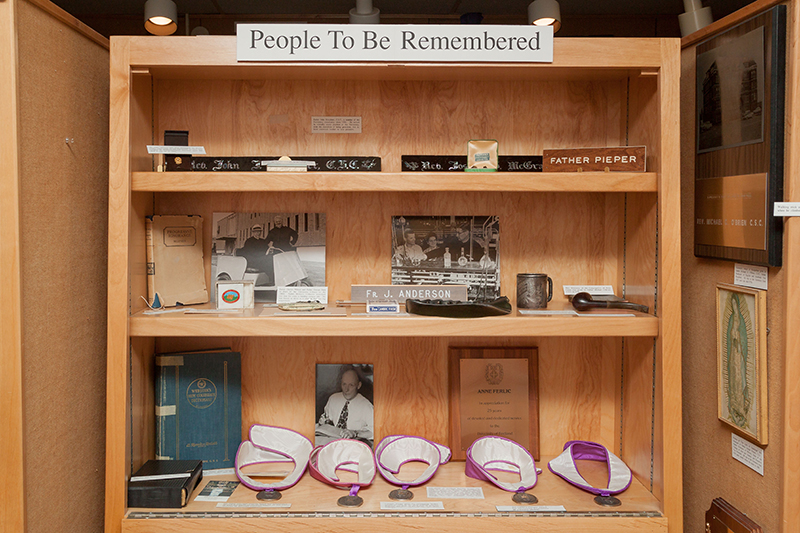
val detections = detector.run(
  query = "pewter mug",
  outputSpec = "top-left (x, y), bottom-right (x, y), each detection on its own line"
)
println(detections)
top-left (516, 273), bottom-right (553, 309)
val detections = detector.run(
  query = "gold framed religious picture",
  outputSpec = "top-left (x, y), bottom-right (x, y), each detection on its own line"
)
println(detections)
top-left (716, 283), bottom-right (767, 445)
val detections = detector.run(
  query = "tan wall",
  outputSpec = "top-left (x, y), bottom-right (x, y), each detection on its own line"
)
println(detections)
top-left (13, 1), bottom-right (109, 532)
top-left (680, 1), bottom-right (795, 531)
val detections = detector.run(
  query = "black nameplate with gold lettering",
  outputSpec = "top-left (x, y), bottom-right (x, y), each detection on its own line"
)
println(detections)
top-left (401, 155), bottom-right (542, 172)
top-left (165, 156), bottom-right (381, 172)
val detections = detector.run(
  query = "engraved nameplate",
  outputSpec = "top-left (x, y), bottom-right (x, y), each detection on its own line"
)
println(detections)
top-left (165, 156), bottom-right (381, 172)
top-left (542, 146), bottom-right (646, 172)
top-left (351, 284), bottom-right (468, 303)
top-left (401, 155), bottom-right (542, 172)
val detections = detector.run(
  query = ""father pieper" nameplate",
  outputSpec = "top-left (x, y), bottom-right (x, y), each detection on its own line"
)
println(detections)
top-left (542, 146), bottom-right (646, 172)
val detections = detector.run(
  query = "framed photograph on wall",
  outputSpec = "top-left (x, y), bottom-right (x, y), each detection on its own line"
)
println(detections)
top-left (716, 283), bottom-right (767, 445)
top-left (694, 6), bottom-right (786, 266)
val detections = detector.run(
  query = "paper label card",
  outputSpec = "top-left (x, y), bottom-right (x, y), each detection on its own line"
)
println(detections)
top-left (426, 487), bottom-right (484, 499)
top-left (734, 263), bottom-right (768, 290)
top-left (562, 285), bottom-right (615, 296)
top-left (731, 433), bottom-right (764, 475)
top-left (773, 202), bottom-right (800, 216)
top-left (276, 286), bottom-right (328, 304)
top-left (312, 116), bottom-right (362, 134)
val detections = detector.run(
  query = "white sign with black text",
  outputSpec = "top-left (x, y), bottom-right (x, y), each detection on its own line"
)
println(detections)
top-left (237, 24), bottom-right (554, 63)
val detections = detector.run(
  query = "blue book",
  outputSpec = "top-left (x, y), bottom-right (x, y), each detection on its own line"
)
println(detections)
top-left (155, 349), bottom-right (242, 469)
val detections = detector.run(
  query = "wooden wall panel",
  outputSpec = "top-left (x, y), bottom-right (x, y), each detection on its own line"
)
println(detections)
top-left (680, 4), bottom-right (791, 529)
top-left (0, 0), bottom-right (26, 530)
top-left (15, 2), bottom-right (109, 533)
top-left (154, 336), bottom-right (619, 458)
top-left (153, 190), bottom-right (622, 307)
top-left (154, 78), bottom-right (627, 174)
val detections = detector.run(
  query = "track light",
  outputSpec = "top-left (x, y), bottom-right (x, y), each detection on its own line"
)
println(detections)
top-left (350, 0), bottom-right (380, 24)
top-left (678, 0), bottom-right (712, 37)
top-left (528, 0), bottom-right (561, 33)
top-left (145, 0), bottom-right (178, 35)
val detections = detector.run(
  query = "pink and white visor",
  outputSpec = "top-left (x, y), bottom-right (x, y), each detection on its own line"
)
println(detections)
top-left (465, 436), bottom-right (538, 493)
top-left (375, 435), bottom-right (451, 490)
top-left (547, 440), bottom-right (632, 497)
top-left (234, 424), bottom-right (313, 492)
top-left (308, 439), bottom-right (376, 496)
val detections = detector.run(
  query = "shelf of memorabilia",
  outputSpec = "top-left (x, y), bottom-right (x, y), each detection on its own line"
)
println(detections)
top-left (128, 302), bottom-right (658, 338)
top-left (107, 35), bottom-right (681, 533)
top-left (131, 171), bottom-right (658, 193)
top-left (121, 461), bottom-right (667, 533)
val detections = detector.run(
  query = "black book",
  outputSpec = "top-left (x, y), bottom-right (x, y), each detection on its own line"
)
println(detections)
top-left (128, 460), bottom-right (203, 508)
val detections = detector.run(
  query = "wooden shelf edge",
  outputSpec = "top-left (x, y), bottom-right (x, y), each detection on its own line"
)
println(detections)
top-left (121, 514), bottom-right (668, 533)
top-left (131, 171), bottom-right (658, 193)
top-left (129, 312), bottom-right (659, 338)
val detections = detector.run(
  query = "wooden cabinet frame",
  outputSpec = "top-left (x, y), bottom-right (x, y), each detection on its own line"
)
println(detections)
top-left (105, 36), bottom-right (682, 533)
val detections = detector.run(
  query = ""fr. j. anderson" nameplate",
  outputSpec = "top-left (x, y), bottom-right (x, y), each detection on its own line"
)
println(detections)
top-left (351, 284), bottom-right (468, 303)
top-left (542, 146), bottom-right (646, 172)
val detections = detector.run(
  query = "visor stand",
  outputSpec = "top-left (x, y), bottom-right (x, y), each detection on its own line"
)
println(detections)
top-left (257, 489), bottom-right (282, 501)
top-left (389, 487), bottom-right (414, 500)
top-left (338, 486), bottom-right (364, 508)
top-left (512, 490), bottom-right (538, 504)
top-left (594, 495), bottom-right (622, 507)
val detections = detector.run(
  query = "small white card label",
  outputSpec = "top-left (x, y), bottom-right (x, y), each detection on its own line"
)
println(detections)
top-left (773, 202), bottom-right (800, 216)
top-left (731, 433), bottom-right (764, 475)
top-left (276, 286), bottom-right (328, 304)
top-left (734, 263), bottom-right (768, 290)
top-left (216, 502), bottom-right (292, 508)
top-left (312, 116), bottom-right (362, 134)
top-left (426, 487), bottom-right (484, 499)
top-left (146, 145), bottom-right (207, 155)
top-left (380, 502), bottom-right (445, 510)
top-left (563, 285), bottom-right (615, 296)
top-left (496, 505), bottom-right (566, 512)
top-left (204, 468), bottom-right (235, 476)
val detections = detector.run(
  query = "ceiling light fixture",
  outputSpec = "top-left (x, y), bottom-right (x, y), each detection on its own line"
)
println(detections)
top-left (144, 0), bottom-right (178, 36)
top-left (349, 0), bottom-right (380, 24)
top-left (678, 0), bottom-right (712, 37)
top-left (528, 0), bottom-right (561, 32)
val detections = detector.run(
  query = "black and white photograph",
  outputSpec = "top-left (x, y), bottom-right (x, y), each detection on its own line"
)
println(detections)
top-left (391, 215), bottom-right (500, 301)
top-left (210, 212), bottom-right (326, 303)
top-left (315, 364), bottom-right (374, 448)
top-left (696, 26), bottom-right (765, 153)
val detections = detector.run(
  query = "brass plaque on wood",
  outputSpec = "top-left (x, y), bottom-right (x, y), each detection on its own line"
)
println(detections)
top-left (706, 497), bottom-right (763, 533)
top-left (542, 146), bottom-right (646, 172)
top-left (448, 347), bottom-right (539, 461)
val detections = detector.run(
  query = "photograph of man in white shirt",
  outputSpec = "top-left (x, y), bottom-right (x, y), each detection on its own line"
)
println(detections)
top-left (315, 364), bottom-right (374, 448)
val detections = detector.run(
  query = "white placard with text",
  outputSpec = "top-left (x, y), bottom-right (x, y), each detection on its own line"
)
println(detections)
top-left (563, 285), bottom-right (615, 296)
top-left (773, 202), bottom-right (800, 216)
top-left (734, 263), bottom-right (768, 290)
top-left (276, 286), bottom-right (328, 304)
top-left (731, 433), bottom-right (764, 475)
top-left (237, 24), bottom-right (553, 63)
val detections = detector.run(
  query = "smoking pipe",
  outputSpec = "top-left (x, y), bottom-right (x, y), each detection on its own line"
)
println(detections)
top-left (571, 292), bottom-right (649, 314)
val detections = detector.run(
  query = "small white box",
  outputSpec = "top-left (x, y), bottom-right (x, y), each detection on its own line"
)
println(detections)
top-left (216, 280), bottom-right (255, 310)
top-left (367, 300), bottom-right (400, 314)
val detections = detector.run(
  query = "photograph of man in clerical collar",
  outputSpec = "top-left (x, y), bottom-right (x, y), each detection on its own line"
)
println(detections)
top-left (391, 215), bottom-right (500, 301)
top-left (210, 212), bottom-right (326, 303)
top-left (315, 364), bottom-right (374, 448)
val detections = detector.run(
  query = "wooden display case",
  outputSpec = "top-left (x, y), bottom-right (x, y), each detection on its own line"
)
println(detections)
top-left (106, 36), bottom-right (682, 533)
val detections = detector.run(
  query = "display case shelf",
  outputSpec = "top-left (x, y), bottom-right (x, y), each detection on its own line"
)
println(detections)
top-left (120, 461), bottom-right (667, 533)
top-left (132, 171), bottom-right (658, 193)
top-left (129, 304), bottom-right (658, 338)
